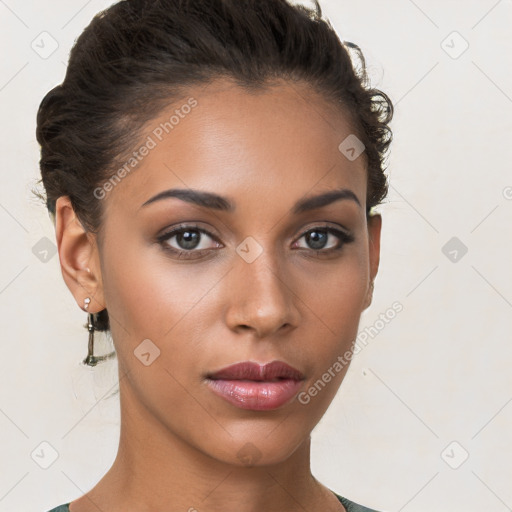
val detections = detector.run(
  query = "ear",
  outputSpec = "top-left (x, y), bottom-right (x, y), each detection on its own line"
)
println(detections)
top-left (363, 213), bottom-right (382, 310)
top-left (55, 196), bottom-right (105, 314)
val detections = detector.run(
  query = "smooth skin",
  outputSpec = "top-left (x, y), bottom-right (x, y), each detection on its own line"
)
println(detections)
top-left (55, 78), bottom-right (381, 512)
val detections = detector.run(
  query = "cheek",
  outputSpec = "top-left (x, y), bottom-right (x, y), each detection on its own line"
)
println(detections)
top-left (296, 248), bottom-right (369, 366)
top-left (100, 233), bottom-right (226, 346)
top-left (302, 243), bottom-right (368, 316)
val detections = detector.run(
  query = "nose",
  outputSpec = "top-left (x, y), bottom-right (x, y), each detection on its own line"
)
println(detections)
top-left (224, 245), bottom-right (300, 338)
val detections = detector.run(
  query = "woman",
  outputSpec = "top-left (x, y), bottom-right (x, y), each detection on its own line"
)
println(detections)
top-left (37, 0), bottom-right (393, 510)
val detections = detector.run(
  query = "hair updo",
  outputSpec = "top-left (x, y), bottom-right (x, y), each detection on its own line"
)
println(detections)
top-left (35, 0), bottom-right (393, 338)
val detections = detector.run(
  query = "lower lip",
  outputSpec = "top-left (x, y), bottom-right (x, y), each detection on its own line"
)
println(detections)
top-left (206, 378), bottom-right (303, 411)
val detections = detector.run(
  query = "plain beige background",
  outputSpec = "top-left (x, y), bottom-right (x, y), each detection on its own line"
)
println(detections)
top-left (0, 0), bottom-right (511, 511)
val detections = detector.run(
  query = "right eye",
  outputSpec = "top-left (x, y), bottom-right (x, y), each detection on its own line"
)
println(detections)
top-left (157, 223), bottom-right (223, 259)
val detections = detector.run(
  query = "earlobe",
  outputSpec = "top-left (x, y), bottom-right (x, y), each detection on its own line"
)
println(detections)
top-left (55, 196), bottom-right (105, 313)
top-left (368, 213), bottom-right (381, 282)
top-left (363, 280), bottom-right (375, 310)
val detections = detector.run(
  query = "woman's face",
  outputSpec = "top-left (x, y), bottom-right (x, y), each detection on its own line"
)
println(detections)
top-left (69, 79), bottom-right (381, 466)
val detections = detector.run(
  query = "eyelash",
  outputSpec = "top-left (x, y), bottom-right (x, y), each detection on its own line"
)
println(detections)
top-left (156, 223), bottom-right (355, 260)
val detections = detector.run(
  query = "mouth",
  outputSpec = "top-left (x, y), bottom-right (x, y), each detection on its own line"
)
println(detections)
top-left (206, 360), bottom-right (305, 381)
top-left (205, 360), bottom-right (305, 411)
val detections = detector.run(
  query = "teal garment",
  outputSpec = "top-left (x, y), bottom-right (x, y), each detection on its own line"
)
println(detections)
top-left (334, 491), bottom-right (382, 512)
top-left (45, 490), bottom-right (382, 512)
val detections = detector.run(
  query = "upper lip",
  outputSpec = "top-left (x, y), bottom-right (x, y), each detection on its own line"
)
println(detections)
top-left (207, 361), bottom-right (305, 381)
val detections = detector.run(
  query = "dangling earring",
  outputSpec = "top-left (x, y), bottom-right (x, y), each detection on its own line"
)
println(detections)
top-left (83, 297), bottom-right (98, 366)
top-left (82, 298), bottom-right (116, 367)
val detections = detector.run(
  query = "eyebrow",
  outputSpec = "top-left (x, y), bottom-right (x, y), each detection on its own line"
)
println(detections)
top-left (140, 187), bottom-right (362, 213)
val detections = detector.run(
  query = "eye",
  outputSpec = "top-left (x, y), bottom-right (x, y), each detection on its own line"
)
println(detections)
top-left (156, 223), bottom-right (354, 260)
top-left (292, 225), bottom-right (355, 254)
top-left (157, 223), bottom-right (221, 259)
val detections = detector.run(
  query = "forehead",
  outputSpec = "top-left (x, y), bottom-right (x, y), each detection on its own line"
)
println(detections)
top-left (103, 78), bottom-right (367, 218)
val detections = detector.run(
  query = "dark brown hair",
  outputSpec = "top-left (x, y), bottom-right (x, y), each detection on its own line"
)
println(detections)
top-left (34, 0), bottom-right (393, 336)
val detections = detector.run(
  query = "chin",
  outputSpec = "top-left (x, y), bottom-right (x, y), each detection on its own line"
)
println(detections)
top-left (204, 429), bottom-right (308, 468)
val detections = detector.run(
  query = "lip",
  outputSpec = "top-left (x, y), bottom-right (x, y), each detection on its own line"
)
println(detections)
top-left (205, 361), bottom-right (305, 411)
top-left (207, 360), bottom-right (305, 381)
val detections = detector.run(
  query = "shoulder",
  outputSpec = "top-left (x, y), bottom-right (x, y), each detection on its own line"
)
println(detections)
top-left (44, 504), bottom-right (70, 512)
top-left (333, 491), bottom-right (385, 512)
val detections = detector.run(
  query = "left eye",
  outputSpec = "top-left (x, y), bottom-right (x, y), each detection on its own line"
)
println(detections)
top-left (293, 227), bottom-right (353, 251)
